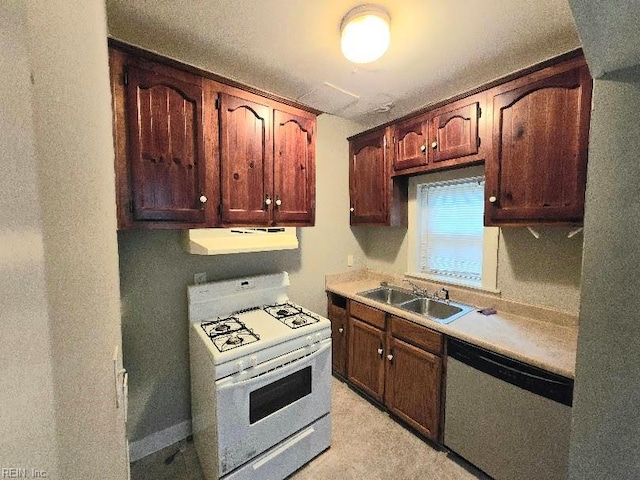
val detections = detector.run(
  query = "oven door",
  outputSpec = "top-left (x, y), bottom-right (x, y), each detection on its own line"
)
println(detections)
top-left (214, 338), bottom-right (331, 476)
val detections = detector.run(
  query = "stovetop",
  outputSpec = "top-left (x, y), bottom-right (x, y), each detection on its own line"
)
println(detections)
top-left (197, 302), bottom-right (330, 359)
top-left (188, 273), bottom-right (331, 378)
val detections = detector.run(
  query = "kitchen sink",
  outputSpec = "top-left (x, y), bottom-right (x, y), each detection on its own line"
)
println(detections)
top-left (398, 297), bottom-right (474, 324)
top-left (357, 286), bottom-right (417, 305)
top-left (357, 284), bottom-right (474, 324)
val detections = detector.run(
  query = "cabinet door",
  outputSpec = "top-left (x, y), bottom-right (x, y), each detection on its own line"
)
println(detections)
top-left (219, 92), bottom-right (272, 225)
top-left (386, 336), bottom-right (442, 441)
top-left (392, 115), bottom-right (428, 171)
top-left (347, 317), bottom-right (386, 402)
top-left (126, 65), bottom-right (207, 223)
top-left (486, 64), bottom-right (592, 225)
top-left (273, 109), bottom-right (315, 225)
top-left (349, 129), bottom-right (389, 225)
top-left (429, 100), bottom-right (480, 164)
top-left (328, 301), bottom-right (348, 378)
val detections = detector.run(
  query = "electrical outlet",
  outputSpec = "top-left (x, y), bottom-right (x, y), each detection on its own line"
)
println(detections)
top-left (194, 272), bottom-right (207, 285)
top-left (347, 254), bottom-right (354, 267)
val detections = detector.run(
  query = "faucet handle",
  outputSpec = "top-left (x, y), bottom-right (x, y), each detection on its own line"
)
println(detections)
top-left (433, 287), bottom-right (450, 302)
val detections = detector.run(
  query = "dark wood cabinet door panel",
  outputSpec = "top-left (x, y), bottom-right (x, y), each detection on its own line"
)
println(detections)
top-left (347, 317), bottom-right (386, 402)
top-left (273, 109), bottom-right (315, 225)
top-left (386, 336), bottom-right (442, 440)
top-left (429, 101), bottom-right (479, 163)
top-left (349, 130), bottom-right (388, 225)
top-left (328, 302), bottom-right (348, 377)
top-left (219, 92), bottom-right (272, 225)
top-left (487, 63), bottom-right (591, 225)
top-left (127, 65), bottom-right (207, 223)
top-left (393, 116), bottom-right (428, 171)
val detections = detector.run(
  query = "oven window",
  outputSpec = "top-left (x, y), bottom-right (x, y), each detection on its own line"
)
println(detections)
top-left (249, 366), bottom-right (312, 424)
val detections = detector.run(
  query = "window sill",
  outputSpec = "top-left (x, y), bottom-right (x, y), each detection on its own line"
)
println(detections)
top-left (404, 272), bottom-right (501, 295)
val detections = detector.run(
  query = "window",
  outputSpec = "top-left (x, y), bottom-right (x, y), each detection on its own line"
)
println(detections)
top-left (408, 169), bottom-right (499, 291)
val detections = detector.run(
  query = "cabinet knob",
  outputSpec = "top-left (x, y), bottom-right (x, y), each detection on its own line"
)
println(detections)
top-left (420, 144), bottom-right (426, 152)
top-left (431, 140), bottom-right (438, 149)
top-left (350, 207), bottom-right (355, 213)
top-left (338, 327), bottom-right (344, 334)
top-left (489, 196), bottom-right (497, 203)
top-left (275, 196), bottom-right (282, 206)
top-left (377, 347), bottom-right (384, 356)
top-left (387, 354), bottom-right (394, 362)
top-left (265, 195), bottom-right (272, 206)
top-left (199, 195), bottom-right (207, 204)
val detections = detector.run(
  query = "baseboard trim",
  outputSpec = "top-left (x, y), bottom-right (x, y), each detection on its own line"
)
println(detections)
top-left (129, 420), bottom-right (192, 462)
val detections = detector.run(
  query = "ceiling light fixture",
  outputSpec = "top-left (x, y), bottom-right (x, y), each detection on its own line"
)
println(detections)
top-left (340, 5), bottom-right (391, 64)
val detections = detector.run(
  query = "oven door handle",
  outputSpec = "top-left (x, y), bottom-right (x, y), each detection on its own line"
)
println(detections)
top-left (216, 340), bottom-right (331, 391)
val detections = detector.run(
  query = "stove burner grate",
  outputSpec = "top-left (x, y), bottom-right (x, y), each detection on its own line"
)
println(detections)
top-left (201, 316), bottom-right (261, 352)
top-left (263, 302), bottom-right (321, 329)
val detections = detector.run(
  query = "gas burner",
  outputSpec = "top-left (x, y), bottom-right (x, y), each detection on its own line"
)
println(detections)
top-left (201, 316), bottom-right (245, 340)
top-left (264, 303), bottom-right (302, 319)
top-left (211, 328), bottom-right (260, 352)
top-left (226, 333), bottom-right (243, 345)
top-left (264, 303), bottom-right (321, 329)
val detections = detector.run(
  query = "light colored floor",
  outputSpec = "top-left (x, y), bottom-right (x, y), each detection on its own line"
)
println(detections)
top-left (131, 377), bottom-right (488, 480)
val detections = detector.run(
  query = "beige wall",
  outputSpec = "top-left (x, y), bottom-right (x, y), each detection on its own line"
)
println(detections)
top-left (25, 0), bottom-right (129, 478)
top-left (363, 169), bottom-right (583, 314)
top-left (568, 67), bottom-right (640, 479)
top-left (118, 114), bottom-right (364, 444)
top-left (0, 2), bottom-right (58, 476)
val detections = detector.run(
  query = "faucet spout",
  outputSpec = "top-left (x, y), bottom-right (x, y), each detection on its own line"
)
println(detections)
top-left (402, 278), bottom-right (428, 297)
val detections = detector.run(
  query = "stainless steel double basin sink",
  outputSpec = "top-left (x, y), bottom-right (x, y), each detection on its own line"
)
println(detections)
top-left (356, 285), bottom-right (474, 324)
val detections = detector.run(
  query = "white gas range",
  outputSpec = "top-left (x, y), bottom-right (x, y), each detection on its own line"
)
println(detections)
top-left (188, 272), bottom-right (332, 480)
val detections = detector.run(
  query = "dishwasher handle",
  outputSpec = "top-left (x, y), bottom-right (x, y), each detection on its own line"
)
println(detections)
top-left (447, 338), bottom-right (574, 406)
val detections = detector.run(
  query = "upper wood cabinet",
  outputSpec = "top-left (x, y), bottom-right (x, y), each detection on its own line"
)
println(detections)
top-left (273, 109), bottom-right (316, 225)
top-left (219, 92), bottom-right (272, 225)
top-left (429, 97), bottom-right (481, 164)
top-left (392, 114), bottom-right (429, 170)
top-left (219, 92), bottom-right (315, 227)
top-left (485, 58), bottom-right (592, 226)
top-left (349, 128), bottom-right (407, 226)
top-left (108, 41), bottom-right (317, 230)
top-left (391, 94), bottom-right (486, 174)
top-left (126, 65), bottom-right (208, 224)
top-left (110, 48), bottom-right (219, 229)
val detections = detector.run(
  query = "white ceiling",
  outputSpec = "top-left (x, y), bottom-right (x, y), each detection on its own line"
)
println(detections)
top-left (106, 0), bottom-right (581, 128)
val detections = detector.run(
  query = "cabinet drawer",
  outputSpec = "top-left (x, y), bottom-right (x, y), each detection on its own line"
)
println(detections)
top-left (390, 315), bottom-right (443, 355)
top-left (349, 301), bottom-right (386, 330)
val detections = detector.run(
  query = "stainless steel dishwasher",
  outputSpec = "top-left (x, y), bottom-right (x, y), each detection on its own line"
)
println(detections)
top-left (444, 338), bottom-right (573, 480)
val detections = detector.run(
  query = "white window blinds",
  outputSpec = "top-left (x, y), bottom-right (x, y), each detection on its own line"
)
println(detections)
top-left (417, 176), bottom-right (485, 285)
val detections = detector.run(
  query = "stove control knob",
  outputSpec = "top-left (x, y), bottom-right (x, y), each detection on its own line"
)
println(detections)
top-left (235, 360), bottom-right (244, 371)
top-left (306, 335), bottom-right (313, 344)
top-left (249, 355), bottom-right (258, 367)
top-left (316, 333), bottom-right (322, 341)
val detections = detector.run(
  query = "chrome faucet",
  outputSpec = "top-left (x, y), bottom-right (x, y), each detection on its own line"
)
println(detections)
top-left (433, 287), bottom-right (450, 303)
top-left (402, 278), bottom-right (429, 297)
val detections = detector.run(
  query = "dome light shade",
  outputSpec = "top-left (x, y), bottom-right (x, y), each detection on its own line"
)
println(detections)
top-left (340, 5), bottom-right (390, 64)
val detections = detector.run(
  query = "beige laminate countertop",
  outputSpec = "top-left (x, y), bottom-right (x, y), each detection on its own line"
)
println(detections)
top-left (326, 273), bottom-right (579, 378)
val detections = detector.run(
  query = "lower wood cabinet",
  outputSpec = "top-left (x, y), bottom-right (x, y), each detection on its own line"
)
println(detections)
top-left (342, 298), bottom-right (444, 442)
top-left (386, 318), bottom-right (443, 440)
top-left (327, 293), bottom-right (348, 378)
top-left (348, 316), bottom-right (386, 403)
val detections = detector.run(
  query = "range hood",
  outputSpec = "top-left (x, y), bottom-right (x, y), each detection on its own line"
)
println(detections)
top-left (184, 227), bottom-right (298, 255)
